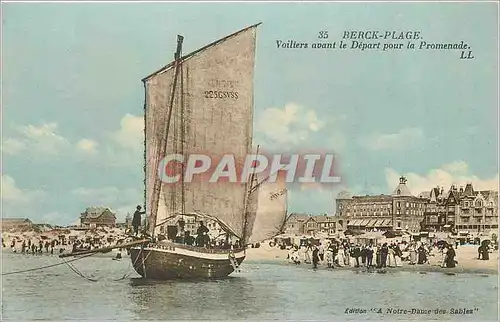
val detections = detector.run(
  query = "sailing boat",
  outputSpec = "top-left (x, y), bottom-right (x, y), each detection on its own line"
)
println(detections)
top-left (127, 23), bottom-right (286, 279)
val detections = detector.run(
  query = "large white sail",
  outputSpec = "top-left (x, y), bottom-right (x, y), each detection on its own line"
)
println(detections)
top-left (143, 24), bottom-right (259, 238)
top-left (247, 172), bottom-right (288, 244)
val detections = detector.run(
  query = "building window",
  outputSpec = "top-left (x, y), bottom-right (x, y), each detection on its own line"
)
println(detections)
top-left (396, 202), bottom-right (400, 207)
top-left (397, 189), bottom-right (401, 195)
top-left (397, 222), bottom-right (401, 228)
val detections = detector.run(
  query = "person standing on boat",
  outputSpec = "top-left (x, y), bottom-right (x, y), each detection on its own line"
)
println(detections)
top-left (196, 221), bottom-right (209, 247)
top-left (132, 205), bottom-right (146, 236)
top-left (176, 218), bottom-right (186, 244)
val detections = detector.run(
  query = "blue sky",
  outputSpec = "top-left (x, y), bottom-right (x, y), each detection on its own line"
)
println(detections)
top-left (2, 2), bottom-right (498, 225)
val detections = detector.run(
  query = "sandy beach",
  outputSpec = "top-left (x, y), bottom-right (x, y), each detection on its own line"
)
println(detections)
top-left (2, 229), bottom-right (498, 275)
top-left (245, 243), bottom-right (499, 275)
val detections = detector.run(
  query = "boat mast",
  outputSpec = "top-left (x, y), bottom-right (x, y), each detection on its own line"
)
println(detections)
top-left (150, 35), bottom-right (184, 237)
top-left (242, 145), bottom-right (260, 246)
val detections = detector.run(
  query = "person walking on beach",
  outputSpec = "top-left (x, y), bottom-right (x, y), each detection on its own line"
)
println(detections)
top-left (387, 245), bottom-right (395, 268)
top-left (394, 243), bottom-right (403, 267)
top-left (326, 243), bottom-right (334, 268)
top-left (337, 244), bottom-right (345, 267)
top-left (417, 244), bottom-right (427, 264)
top-left (360, 245), bottom-right (367, 266)
top-left (445, 244), bottom-right (456, 268)
top-left (312, 246), bottom-right (320, 269)
top-left (353, 244), bottom-right (361, 267)
top-left (409, 243), bottom-right (417, 265)
top-left (380, 243), bottom-right (389, 268)
top-left (479, 242), bottom-right (490, 260)
top-left (318, 243), bottom-right (325, 262)
top-left (441, 244), bottom-right (448, 267)
top-left (366, 245), bottom-right (374, 267)
top-left (132, 205), bottom-right (146, 236)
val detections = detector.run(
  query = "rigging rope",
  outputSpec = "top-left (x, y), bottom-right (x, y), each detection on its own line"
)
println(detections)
top-left (113, 246), bottom-right (153, 281)
top-left (1, 253), bottom-right (96, 276)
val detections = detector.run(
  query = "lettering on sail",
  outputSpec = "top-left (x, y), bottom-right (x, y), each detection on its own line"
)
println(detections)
top-left (204, 79), bottom-right (239, 99)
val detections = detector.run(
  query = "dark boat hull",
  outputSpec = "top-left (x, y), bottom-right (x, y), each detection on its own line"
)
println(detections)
top-left (129, 243), bottom-right (245, 280)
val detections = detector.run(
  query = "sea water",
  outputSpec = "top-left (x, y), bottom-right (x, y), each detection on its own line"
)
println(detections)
top-left (1, 252), bottom-right (498, 320)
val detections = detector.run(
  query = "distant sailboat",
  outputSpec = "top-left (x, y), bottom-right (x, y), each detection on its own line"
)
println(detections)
top-left (125, 23), bottom-right (286, 280)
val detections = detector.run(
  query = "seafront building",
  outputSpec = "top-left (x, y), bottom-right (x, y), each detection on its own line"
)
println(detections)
top-left (284, 213), bottom-right (345, 236)
top-left (284, 176), bottom-right (498, 237)
top-left (420, 183), bottom-right (498, 234)
top-left (0, 218), bottom-right (33, 232)
top-left (79, 207), bottom-right (117, 228)
top-left (336, 176), bottom-right (426, 233)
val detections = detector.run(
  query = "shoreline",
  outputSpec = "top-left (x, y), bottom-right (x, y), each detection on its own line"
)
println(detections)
top-left (245, 258), bottom-right (498, 275)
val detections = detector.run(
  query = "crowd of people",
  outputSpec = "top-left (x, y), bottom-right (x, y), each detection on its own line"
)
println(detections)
top-left (5, 236), bottom-right (127, 256)
top-left (287, 240), bottom-right (460, 269)
top-left (7, 238), bottom-right (63, 255)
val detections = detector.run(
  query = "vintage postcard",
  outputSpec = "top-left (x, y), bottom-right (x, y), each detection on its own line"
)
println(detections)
top-left (1, 1), bottom-right (498, 321)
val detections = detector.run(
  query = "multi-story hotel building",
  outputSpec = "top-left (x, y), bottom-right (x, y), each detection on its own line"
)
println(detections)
top-left (336, 176), bottom-right (426, 233)
top-left (421, 183), bottom-right (498, 234)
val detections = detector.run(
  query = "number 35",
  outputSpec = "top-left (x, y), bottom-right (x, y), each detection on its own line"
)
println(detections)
top-left (318, 31), bottom-right (328, 39)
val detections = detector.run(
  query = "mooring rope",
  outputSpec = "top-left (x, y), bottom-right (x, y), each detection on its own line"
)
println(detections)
top-left (62, 258), bottom-right (98, 282)
top-left (1, 253), bottom-right (96, 276)
top-left (4, 246), bottom-right (153, 282)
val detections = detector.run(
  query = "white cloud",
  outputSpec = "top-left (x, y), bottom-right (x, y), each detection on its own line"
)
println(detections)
top-left (2, 123), bottom-right (70, 156)
top-left (385, 161), bottom-right (499, 196)
top-left (1, 174), bottom-right (46, 204)
top-left (1, 174), bottom-right (47, 220)
top-left (2, 138), bottom-right (27, 155)
top-left (76, 138), bottom-right (99, 154)
top-left (2, 115), bottom-right (143, 166)
top-left (111, 114), bottom-right (144, 151)
top-left (360, 127), bottom-right (424, 151)
top-left (255, 103), bottom-right (326, 146)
